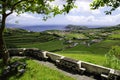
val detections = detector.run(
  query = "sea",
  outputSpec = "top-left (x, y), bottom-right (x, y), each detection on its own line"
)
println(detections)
top-left (6, 23), bottom-right (106, 32)
top-left (6, 24), bottom-right (67, 32)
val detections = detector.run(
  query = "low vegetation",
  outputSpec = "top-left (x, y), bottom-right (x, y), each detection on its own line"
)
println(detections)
top-left (0, 58), bottom-right (74, 80)
top-left (105, 46), bottom-right (120, 69)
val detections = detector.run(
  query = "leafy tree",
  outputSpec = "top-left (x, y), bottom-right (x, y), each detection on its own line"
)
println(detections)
top-left (90, 0), bottom-right (120, 14)
top-left (0, 0), bottom-right (76, 65)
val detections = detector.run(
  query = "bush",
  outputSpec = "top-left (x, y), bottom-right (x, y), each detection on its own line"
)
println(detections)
top-left (105, 46), bottom-right (120, 69)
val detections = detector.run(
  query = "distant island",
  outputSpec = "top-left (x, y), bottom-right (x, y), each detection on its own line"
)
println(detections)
top-left (65, 25), bottom-right (88, 31)
top-left (6, 23), bottom-right (120, 32)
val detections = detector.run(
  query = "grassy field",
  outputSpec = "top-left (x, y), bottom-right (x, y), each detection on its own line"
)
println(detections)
top-left (56, 39), bottom-right (120, 68)
top-left (56, 51), bottom-right (106, 66)
top-left (0, 58), bottom-right (74, 80)
top-left (4, 28), bottom-right (120, 69)
top-left (46, 30), bottom-right (87, 39)
top-left (61, 40), bottom-right (120, 54)
top-left (17, 40), bottom-right (67, 51)
top-left (109, 34), bottom-right (120, 39)
top-left (108, 30), bottom-right (120, 39)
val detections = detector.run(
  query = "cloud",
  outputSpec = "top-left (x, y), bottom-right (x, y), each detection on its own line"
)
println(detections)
top-left (47, 0), bottom-right (97, 14)
top-left (6, 0), bottom-right (120, 26)
top-left (66, 15), bottom-right (95, 23)
top-left (6, 13), bottom-right (42, 25)
top-left (80, 0), bottom-right (92, 2)
top-left (47, 0), bottom-right (65, 9)
top-left (66, 14), bottom-right (120, 25)
top-left (117, 7), bottom-right (120, 10)
top-left (70, 0), bottom-right (101, 15)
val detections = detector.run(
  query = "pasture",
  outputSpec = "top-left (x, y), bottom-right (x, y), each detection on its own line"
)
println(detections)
top-left (3, 27), bottom-right (120, 69)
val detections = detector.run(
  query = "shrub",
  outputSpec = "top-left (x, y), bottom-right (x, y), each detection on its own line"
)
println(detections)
top-left (105, 46), bottom-right (120, 69)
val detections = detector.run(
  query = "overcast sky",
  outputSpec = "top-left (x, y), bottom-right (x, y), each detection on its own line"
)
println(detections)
top-left (6, 0), bottom-right (120, 26)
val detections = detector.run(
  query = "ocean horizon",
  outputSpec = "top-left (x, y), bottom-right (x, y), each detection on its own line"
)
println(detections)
top-left (6, 24), bottom-right (67, 32)
top-left (6, 23), bottom-right (109, 32)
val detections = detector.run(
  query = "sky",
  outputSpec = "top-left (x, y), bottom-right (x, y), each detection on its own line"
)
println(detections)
top-left (6, 0), bottom-right (120, 27)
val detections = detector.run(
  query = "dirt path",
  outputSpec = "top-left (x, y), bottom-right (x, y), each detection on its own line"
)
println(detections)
top-left (34, 60), bottom-right (96, 80)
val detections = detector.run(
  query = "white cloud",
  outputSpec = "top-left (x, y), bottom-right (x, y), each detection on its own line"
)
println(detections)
top-left (66, 14), bottom-right (120, 25)
top-left (47, 0), bottom-right (65, 9)
top-left (6, 0), bottom-right (120, 26)
top-left (7, 13), bottom-right (42, 25)
top-left (66, 15), bottom-right (95, 23)
top-left (66, 15), bottom-right (84, 23)
top-left (91, 10), bottom-right (101, 14)
top-left (70, 1), bottom-right (101, 14)
top-left (117, 7), bottom-right (120, 10)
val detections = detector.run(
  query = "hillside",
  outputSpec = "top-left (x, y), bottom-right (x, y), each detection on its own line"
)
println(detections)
top-left (3, 25), bottom-right (120, 69)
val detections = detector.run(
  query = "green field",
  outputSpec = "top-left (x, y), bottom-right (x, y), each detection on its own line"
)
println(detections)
top-left (108, 30), bottom-right (120, 39)
top-left (46, 30), bottom-right (87, 39)
top-left (3, 27), bottom-right (120, 69)
top-left (17, 40), bottom-right (67, 51)
top-left (0, 58), bottom-right (74, 80)
top-left (57, 51), bottom-right (106, 66)
top-left (109, 34), bottom-right (120, 39)
top-left (56, 39), bottom-right (120, 68)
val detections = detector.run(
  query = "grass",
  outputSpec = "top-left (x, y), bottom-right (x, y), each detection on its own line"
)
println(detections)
top-left (15, 40), bottom-right (67, 51)
top-left (63, 40), bottom-right (120, 54)
top-left (46, 30), bottom-right (87, 39)
top-left (64, 33), bottom-right (86, 39)
top-left (0, 58), bottom-right (74, 80)
top-left (51, 31), bottom-right (86, 39)
top-left (56, 51), bottom-right (106, 66)
top-left (56, 39), bottom-right (120, 68)
top-left (108, 30), bottom-right (120, 39)
top-left (4, 28), bottom-right (120, 70)
top-left (109, 34), bottom-right (120, 39)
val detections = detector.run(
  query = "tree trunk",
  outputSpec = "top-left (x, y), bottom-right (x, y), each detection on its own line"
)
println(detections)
top-left (0, 33), bottom-right (10, 65)
top-left (0, 11), bottom-right (10, 65)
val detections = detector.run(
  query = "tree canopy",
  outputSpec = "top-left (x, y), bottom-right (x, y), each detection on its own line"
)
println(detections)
top-left (90, 0), bottom-right (120, 14)
top-left (0, 0), bottom-right (76, 20)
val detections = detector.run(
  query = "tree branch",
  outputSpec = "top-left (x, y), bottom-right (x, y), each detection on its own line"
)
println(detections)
top-left (6, 0), bottom-right (25, 16)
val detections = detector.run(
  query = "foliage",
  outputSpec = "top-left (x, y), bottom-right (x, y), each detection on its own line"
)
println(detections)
top-left (90, 0), bottom-right (120, 14)
top-left (0, 0), bottom-right (76, 19)
top-left (105, 46), bottom-right (120, 69)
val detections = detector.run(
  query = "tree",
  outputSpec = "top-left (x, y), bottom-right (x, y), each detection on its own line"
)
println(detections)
top-left (90, 0), bottom-right (120, 14)
top-left (0, 0), bottom-right (76, 65)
